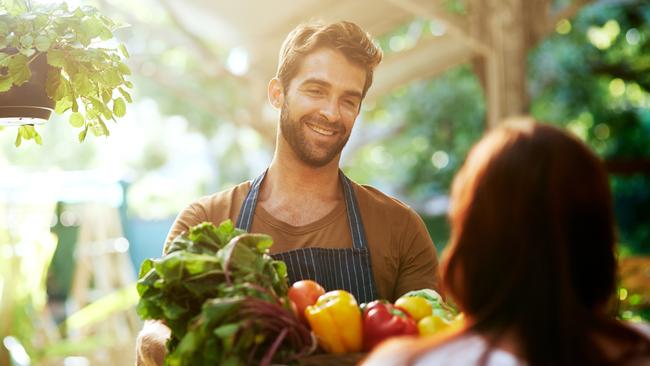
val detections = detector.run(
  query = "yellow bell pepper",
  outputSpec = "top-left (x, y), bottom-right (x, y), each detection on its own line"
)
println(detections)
top-left (304, 290), bottom-right (362, 354)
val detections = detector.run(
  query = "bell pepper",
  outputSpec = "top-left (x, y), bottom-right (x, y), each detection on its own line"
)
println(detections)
top-left (304, 290), bottom-right (363, 354)
top-left (362, 300), bottom-right (419, 351)
top-left (394, 295), bottom-right (433, 322)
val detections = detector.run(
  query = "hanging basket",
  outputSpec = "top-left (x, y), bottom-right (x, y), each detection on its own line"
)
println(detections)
top-left (0, 50), bottom-right (54, 126)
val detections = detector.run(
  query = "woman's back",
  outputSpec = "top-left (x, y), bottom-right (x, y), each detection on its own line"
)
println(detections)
top-left (362, 119), bottom-right (650, 366)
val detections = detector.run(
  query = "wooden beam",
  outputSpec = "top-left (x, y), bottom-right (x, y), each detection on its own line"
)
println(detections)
top-left (382, 0), bottom-right (493, 57)
top-left (366, 34), bottom-right (473, 101)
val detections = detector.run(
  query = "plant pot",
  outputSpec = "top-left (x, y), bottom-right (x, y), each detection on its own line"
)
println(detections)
top-left (0, 49), bottom-right (55, 126)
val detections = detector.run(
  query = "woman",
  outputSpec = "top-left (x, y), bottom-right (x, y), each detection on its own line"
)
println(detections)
top-left (363, 118), bottom-right (650, 365)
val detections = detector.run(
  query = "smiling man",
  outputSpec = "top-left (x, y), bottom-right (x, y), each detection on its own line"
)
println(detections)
top-left (136, 20), bottom-right (439, 365)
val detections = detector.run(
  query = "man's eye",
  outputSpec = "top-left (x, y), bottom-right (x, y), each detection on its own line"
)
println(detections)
top-left (307, 89), bottom-right (323, 95)
top-left (344, 99), bottom-right (357, 108)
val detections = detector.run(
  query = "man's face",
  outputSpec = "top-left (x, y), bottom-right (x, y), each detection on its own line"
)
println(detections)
top-left (279, 48), bottom-right (366, 167)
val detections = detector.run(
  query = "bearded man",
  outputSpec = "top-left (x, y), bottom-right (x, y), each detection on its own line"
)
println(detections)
top-left (136, 20), bottom-right (439, 365)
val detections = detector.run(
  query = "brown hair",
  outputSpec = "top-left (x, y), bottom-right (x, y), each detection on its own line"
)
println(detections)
top-left (437, 118), bottom-right (649, 365)
top-left (276, 20), bottom-right (382, 99)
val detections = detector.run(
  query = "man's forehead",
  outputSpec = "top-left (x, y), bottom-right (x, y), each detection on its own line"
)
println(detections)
top-left (291, 48), bottom-right (366, 94)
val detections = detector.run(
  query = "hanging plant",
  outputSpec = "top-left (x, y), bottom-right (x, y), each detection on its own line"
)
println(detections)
top-left (0, 0), bottom-right (132, 146)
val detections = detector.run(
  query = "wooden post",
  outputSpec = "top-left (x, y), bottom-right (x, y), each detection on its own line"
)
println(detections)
top-left (469, 0), bottom-right (553, 128)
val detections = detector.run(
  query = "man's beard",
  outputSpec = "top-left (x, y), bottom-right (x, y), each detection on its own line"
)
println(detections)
top-left (279, 100), bottom-right (350, 167)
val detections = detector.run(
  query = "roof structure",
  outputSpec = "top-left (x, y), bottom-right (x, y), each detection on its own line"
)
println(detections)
top-left (162, 0), bottom-right (592, 136)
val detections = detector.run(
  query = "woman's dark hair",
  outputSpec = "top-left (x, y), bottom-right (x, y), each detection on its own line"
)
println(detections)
top-left (441, 117), bottom-right (648, 365)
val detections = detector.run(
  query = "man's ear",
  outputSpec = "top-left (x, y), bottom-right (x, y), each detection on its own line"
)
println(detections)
top-left (268, 78), bottom-right (284, 110)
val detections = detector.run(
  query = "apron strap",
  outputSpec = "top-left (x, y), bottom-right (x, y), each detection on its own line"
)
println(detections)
top-left (236, 170), bottom-right (369, 250)
top-left (235, 170), bottom-right (266, 231)
top-left (340, 173), bottom-right (367, 250)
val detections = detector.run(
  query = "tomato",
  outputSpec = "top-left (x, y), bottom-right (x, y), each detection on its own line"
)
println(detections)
top-left (288, 280), bottom-right (325, 323)
top-left (394, 296), bottom-right (432, 322)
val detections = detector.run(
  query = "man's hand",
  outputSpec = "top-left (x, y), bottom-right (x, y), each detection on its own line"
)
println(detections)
top-left (135, 321), bottom-right (171, 366)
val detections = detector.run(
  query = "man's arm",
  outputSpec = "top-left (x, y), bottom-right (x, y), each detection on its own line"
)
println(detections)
top-left (135, 320), bottom-right (171, 366)
top-left (393, 210), bottom-right (439, 299)
top-left (136, 204), bottom-right (206, 365)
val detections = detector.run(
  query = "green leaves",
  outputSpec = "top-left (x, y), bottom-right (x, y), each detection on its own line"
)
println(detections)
top-left (69, 112), bottom-right (84, 127)
top-left (2, 2), bottom-right (133, 146)
top-left (7, 54), bottom-right (30, 86)
top-left (112, 97), bottom-right (126, 117)
top-left (15, 125), bottom-right (42, 147)
top-left (46, 49), bottom-right (66, 68)
top-left (0, 76), bottom-right (13, 92)
top-left (135, 220), bottom-right (296, 364)
top-left (34, 35), bottom-right (51, 52)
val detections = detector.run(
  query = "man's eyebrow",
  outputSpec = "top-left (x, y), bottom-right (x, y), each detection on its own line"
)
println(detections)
top-left (301, 78), bottom-right (362, 99)
top-left (300, 78), bottom-right (331, 88)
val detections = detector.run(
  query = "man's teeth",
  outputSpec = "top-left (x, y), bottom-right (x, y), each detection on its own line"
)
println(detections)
top-left (308, 124), bottom-right (335, 136)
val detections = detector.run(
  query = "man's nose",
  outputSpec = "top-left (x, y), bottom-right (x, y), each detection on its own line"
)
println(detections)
top-left (320, 97), bottom-right (341, 122)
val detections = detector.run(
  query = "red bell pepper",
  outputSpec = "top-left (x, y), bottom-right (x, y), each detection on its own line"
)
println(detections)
top-left (362, 300), bottom-right (419, 351)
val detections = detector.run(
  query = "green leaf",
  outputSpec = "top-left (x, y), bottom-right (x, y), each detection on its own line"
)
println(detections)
top-left (46, 71), bottom-right (62, 99)
top-left (14, 131), bottom-right (22, 147)
top-left (47, 49), bottom-right (66, 68)
top-left (118, 88), bottom-right (132, 103)
top-left (81, 17), bottom-right (103, 38)
top-left (0, 75), bottom-right (14, 92)
top-left (113, 97), bottom-right (126, 117)
top-left (78, 126), bottom-right (88, 142)
top-left (90, 123), bottom-right (104, 137)
top-left (6, 0), bottom-right (29, 16)
top-left (19, 34), bottom-right (33, 48)
top-left (119, 43), bottom-right (130, 58)
top-left (97, 117), bottom-right (109, 136)
top-left (101, 90), bottom-right (111, 103)
top-left (99, 26), bottom-right (112, 41)
top-left (34, 35), bottom-right (51, 52)
top-left (8, 54), bottom-right (31, 86)
top-left (34, 132), bottom-right (42, 145)
top-left (102, 69), bottom-right (122, 87)
top-left (53, 77), bottom-right (71, 102)
top-left (18, 125), bottom-right (36, 139)
top-left (69, 112), bottom-right (84, 127)
top-left (54, 98), bottom-right (72, 114)
top-left (73, 73), bottom-right (93, 96)
top-left (18, 48), bottom-right (35, 57)
top-left (117, 61), bottom-right (131, 75)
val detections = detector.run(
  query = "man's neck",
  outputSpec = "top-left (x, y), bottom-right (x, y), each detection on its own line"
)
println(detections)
top-left (257, 149), bottom-right (343, 226)
top-left (260, 157), bottom-right (341, 203)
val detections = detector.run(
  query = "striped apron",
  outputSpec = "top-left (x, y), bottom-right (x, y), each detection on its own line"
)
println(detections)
top-left (235, 170), bottom-right (379, 304)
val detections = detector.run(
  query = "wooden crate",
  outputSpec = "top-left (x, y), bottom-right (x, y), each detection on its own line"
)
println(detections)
top-left (298, 352), bottom-right (367, 366)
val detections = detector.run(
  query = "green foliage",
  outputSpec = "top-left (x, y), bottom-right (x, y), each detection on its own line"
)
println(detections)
top-left (136, 220), bottom-right (311, 365)
top-left (348, 65), bottom-right (485, 201)
top-left (528, 1), bottom-right (650, 254)
top-left (0, 0), bottom-right (132, 145)
top-left (0, 219), bottom-right (58, 364)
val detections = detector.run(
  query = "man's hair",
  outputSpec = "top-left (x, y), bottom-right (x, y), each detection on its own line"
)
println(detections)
top-left (276, 20), bottom-right (383, 99)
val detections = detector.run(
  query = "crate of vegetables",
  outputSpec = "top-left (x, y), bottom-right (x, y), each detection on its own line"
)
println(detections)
top-left (136, 220), bottom-right (461, 365)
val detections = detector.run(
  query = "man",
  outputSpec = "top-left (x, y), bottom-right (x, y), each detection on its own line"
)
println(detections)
top-left (136, 20), bottom-right (438, 364)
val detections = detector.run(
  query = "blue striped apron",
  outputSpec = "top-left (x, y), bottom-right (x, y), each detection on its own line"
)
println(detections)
top-left (235, 170), bottom-right (378, 304)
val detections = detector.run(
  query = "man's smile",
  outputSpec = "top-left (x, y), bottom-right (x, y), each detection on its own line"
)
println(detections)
top-left (305, 121), bottom-right (337, 136)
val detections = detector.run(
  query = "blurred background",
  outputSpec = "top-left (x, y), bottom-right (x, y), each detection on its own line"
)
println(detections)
top-left (1, 0), bottom-right (649, 365)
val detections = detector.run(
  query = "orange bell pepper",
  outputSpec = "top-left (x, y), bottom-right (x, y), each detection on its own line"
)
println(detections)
top-left (304, 290), bottom-right (363, 354)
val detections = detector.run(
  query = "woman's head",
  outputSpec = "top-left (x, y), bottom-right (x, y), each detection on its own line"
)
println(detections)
top-left (442, 117), bottom-right (616, 329)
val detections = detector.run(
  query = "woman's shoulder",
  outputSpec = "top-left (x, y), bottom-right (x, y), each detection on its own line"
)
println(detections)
top-left (413, 333), bottom-right (525, 366)
top-left (362, 332), bottom-right (525, 366)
